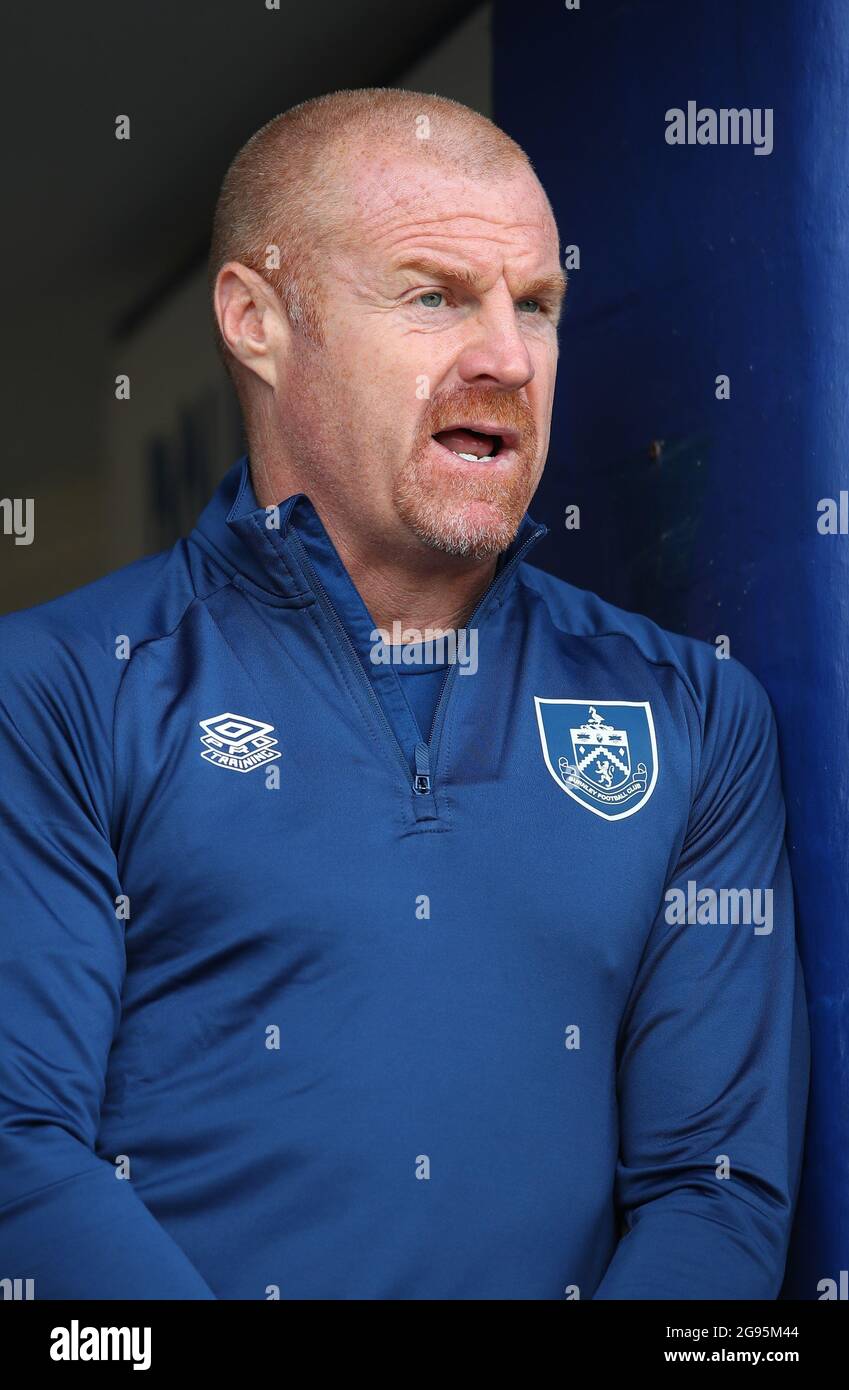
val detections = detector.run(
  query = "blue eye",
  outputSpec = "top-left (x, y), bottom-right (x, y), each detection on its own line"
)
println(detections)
top-left (517, 299), bottom-right (542, 314)
top-left (418, 292), bottom-right (445, 308)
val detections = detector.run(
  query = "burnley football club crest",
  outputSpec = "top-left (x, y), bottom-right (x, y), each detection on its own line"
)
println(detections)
top-left (534, 698), bottom-right (658, 820)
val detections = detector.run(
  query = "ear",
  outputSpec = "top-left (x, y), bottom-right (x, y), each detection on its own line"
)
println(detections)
top-left (213, 261), bottom-right (288, 389)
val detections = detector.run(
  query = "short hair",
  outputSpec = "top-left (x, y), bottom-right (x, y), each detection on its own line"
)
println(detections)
top-left (207, 87), bottom-right (534, 389)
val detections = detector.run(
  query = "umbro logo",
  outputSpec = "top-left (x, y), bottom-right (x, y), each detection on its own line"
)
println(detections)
top-left (199, 712), bottom-right (281, 773)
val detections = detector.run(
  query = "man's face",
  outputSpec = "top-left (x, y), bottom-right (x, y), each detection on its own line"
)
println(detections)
top-left (278, 149), bottom-right (564, 562)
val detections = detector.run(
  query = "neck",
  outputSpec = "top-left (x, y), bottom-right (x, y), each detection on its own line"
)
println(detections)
top-left (248, 450), bottom-right (502, 635)
top-left (333, 533), bottom-right (498, 636)
top-left (305, 490), bottom-right (499, 633)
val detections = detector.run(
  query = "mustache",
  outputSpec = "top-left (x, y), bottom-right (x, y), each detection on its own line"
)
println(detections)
top-left (420, 390), bottom-right (538, 449)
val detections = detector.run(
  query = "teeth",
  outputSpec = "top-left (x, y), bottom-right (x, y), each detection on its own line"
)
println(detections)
top-left (453, 451), bottom-right (495, 461)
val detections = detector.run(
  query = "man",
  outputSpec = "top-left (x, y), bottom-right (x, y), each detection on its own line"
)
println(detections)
top-left (0, 88), bottom-right (809, 1300)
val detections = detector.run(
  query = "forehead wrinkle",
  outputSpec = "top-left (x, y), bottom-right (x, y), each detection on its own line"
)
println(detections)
top-left (330, 141), bottom-right (557, 244)
top-left (375, 214), bottom-right (558, 266)
top-left (335, 174), bottom-right (562, 305)
top-left (365, 205), bottom-right (554, 240)
top-left (383, 217), bottom-right (563, 290)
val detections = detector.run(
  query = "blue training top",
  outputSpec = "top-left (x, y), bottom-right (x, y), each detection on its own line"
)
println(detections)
top-left (0, 455), bottom-right (810, 1299)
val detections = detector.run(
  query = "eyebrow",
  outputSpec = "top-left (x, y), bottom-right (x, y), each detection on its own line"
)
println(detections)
top-left (391, 256), bottom-right (568, 321)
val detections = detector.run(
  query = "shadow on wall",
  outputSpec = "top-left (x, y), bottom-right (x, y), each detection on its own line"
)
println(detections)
top-left (144, 383), bottom-right (244, 554)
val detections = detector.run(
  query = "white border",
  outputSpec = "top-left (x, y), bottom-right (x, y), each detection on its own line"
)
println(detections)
top-left (533, 697), bottom-right (659, 821)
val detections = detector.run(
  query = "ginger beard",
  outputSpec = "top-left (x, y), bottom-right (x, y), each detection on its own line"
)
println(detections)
top-left (391, 388), bottom-right (539, 560)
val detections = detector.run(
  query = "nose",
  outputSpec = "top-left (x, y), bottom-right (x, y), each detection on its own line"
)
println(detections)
top-left (455, 284), bottom-right (536, 391)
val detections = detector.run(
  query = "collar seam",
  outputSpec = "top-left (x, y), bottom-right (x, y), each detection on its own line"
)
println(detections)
top-left (231, 572), bottom-right (315, 608)
top-left (243, 513), bottom-right (313, 601)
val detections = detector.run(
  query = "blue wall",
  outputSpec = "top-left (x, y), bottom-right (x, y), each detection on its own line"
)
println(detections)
top-left (494, 0), bottom-right (848, 1297)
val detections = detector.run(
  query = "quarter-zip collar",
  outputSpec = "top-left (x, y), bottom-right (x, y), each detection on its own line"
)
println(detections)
top-left (192, 455), bottom-right (549, 617)
top-left (196, 454), bottom-right (549, 819)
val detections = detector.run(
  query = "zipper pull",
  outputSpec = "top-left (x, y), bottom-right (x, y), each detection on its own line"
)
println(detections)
top-left (413, 741), bottom-right (431, 794)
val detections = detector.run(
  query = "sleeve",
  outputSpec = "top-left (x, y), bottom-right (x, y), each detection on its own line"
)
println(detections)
top-left (593, 659), bottom-right (810, 1300)
top-left (0, 636), bottom-right (217, 1299)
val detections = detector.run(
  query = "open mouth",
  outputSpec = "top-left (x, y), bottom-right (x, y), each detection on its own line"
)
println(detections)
top-left (430, 423), bottom-right (519, 465)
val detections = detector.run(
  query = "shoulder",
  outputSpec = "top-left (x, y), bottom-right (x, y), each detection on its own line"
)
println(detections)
top-left (0, 538), bottom-right (227, 676)
top-left (0, 540), bottom-right (228, 815)
top-left (518, 560), bottom-right (776, 764)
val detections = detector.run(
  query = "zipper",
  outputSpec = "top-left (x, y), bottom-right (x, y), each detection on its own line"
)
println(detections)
top-left (288, 523), bottom-right (546, 819)
top-left (288, 531), bottom-right (415, 794)
top-left (413, 741), bottom-right (431, 794)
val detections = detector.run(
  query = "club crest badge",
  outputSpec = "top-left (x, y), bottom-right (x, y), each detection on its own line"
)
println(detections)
top-left (534, 698), bottom-right (658, 820)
